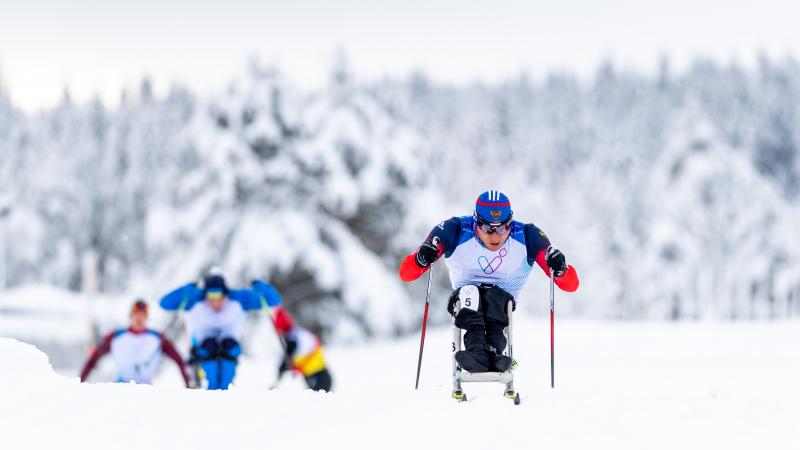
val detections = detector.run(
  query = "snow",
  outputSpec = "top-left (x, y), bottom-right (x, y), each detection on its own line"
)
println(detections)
top-left (2, 56), bottom-right (800, 448)
top-left (2, 318), bottom-right (799, 449)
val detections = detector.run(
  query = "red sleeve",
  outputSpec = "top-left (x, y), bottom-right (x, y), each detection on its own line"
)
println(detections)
top-left (398, 241), bottom-right (445, 282)
top-left (160, 335), bottom-right (190, 388)
top-left (399, 253), bottom-right (429, 282)
top-left (534, 250), bottom-right (580, 293)
top-left (79, 333), bottom-right (113, 382)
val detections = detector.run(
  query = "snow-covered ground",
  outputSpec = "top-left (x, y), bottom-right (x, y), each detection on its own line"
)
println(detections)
top-left (2, 317), bottom-right (798, 450)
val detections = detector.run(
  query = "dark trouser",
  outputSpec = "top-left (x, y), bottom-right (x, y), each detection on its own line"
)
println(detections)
top-left (449, 285), bottom-right (515, 370)
top-left (306, 369), bottom-right (333, 392)
top-left (193, 337), bottom-right (241, 390)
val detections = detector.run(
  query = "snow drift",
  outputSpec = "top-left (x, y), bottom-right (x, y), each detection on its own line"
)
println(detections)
top-left (2, 317), bottom-right (799, 450)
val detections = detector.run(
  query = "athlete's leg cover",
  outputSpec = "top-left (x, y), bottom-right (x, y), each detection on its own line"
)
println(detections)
top-left (217, 338), bottom-right (241, 390)
top-left (201, 360), bottom-right (221, 390)
top-left (454, 307), bottom-right (489, 372)
top-left (218, 359), bottom-right (237, 390)
top-left (485, 320), bottom-right (511, 372)
top-left (306, 369), bottom-right (333, 392)
top-left (195, 338), bottom-right (223, 390)
top-left (481, 285), bottom-right (514, 325)
top-left (481, 286), bottom-right (515, 372)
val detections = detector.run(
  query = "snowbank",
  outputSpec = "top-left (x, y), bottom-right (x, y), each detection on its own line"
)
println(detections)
top-left (0, 337), bottom-right (63, 385)
top-left (2, 320), bottom-right (799, 450)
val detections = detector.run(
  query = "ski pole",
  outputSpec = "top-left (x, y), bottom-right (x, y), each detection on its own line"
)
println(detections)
top-left (415, 237), bottom-right (439, 390)
top-left (261, 300), bottom-right (297, 388)
top-left (139, 297), bottom-right (188, 376)
top-left (549, 268), bottom-right (555, 388)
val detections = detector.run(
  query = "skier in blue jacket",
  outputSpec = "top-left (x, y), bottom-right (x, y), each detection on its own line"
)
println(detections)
top-left (160, 270), bottom-right (280, 389)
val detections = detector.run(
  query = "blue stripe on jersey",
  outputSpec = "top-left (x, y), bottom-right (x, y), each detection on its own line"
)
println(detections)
top-left (112, 328), bottom-right (127, 339)
top-left (456, 216), bottom-right (476, 246)
top-left (112, 328), bottom-right (161, 341)
top-left (428, 217), bottom-right (551, 263)
top-left (508, 221), bottom-right (526, 245)
top-left (495, 258), bottom-right (534, 295)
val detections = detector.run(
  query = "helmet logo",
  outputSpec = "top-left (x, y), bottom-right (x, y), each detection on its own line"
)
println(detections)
top-left (489, 209), bottom-right (503, 221)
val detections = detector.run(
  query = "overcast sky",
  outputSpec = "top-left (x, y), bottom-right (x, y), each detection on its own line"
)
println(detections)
top-left (1, 0), bottom-right (799, 111)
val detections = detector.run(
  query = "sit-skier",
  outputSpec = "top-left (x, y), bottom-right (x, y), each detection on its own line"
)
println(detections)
top-left (272, 307), bottom-right (333, 392)
top-left (80, 300), bottom-right (190, 387)
top-left (399, 190), bottom-right (579, 372)
top-left (160, 271), bottom-right (270, 390)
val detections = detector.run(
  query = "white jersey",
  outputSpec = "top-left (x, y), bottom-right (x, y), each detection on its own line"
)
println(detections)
top-left (446, 231), bottom-right (531, 295)
top-left (109, 330), bottom-right (163, 383)
top-left (187, 299), bottom-right (246, 342)
top-left (286, 326), bottom-right (320, 358)
top-left (428, 216), bottom-right (551, 297)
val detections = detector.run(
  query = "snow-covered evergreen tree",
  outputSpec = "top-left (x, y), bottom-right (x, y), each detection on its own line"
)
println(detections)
top-left (2, 57), bottom-right (799, 339)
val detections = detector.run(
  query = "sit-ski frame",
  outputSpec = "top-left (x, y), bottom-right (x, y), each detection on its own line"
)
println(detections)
top-left (451, 300), bottom-right (520, 405)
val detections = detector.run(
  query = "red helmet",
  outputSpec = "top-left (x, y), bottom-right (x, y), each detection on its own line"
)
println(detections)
top-left (130, 299), bottom-right (148, 316)
top-left (273, 308), bottom-right (294, 333)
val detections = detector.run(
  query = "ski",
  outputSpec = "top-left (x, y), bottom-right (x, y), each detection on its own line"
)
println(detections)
top-left (505, 390), bottom-right (521, 405)
top-left (452, 390), bottom-right (467, 401)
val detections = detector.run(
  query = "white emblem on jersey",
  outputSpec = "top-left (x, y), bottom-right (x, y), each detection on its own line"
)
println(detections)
top-left (444, 231), bottom-right (533, 298)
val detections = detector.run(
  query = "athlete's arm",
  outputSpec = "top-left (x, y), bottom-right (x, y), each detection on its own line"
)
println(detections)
top-left (79, 332), bottom-right (114, 382)
top-left (399, 217), bottom-right (461, 282)
top-left (160, 335), bottom-right (190, 387)
top-left (525, 224), bottom-right (579, 292)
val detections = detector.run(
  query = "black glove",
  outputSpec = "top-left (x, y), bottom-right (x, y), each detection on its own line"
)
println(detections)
top-left (192, 338), bottom-right (219, 361)
top-left (220, 337), bottom-right (241, 361)
top-left (414, 239), bottom-right (440, 268)
top-left (546, 246), bottom-right (568, 277)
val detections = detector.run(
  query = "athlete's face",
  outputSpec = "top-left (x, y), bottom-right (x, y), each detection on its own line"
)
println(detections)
top-left (209, 296), bottom-right (226, 312)
top-left (130, 311), bottom-right (147, 331)
top-left (476, 224), bottom-right (510, 251)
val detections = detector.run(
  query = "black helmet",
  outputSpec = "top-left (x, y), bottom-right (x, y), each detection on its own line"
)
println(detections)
top-left (203, 274), bottom-right (229, 298)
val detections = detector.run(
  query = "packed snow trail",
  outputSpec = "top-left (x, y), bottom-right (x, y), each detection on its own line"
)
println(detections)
top-left (2, 318), bottom-right (799, 450)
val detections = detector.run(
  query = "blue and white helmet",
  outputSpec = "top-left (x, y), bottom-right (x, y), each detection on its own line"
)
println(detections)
top-left (474, 190), bottom-right (513, 226)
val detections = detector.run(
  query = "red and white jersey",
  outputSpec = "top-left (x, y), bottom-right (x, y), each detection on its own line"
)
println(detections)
top-left (109, 329), bottom-right (163, 383)
top-left (80, 328), bottom-right (189, 386)
top-left (186, 300), bottom-right (246, 342)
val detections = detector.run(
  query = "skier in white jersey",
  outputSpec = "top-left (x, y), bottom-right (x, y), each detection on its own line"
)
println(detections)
top-left (399, 190), bottom-right (580, 372)
top-left (160, 272), bottom-right (266, 390)
top-left (80, 300), bottom-right (190, 387)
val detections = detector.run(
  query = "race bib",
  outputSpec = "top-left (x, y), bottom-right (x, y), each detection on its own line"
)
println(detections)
top-left (459, 285), bottom-right (479, 312)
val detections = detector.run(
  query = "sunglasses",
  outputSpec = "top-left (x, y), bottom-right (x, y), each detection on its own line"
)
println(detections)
top-left (477, 222), bottom-right (511, 235)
